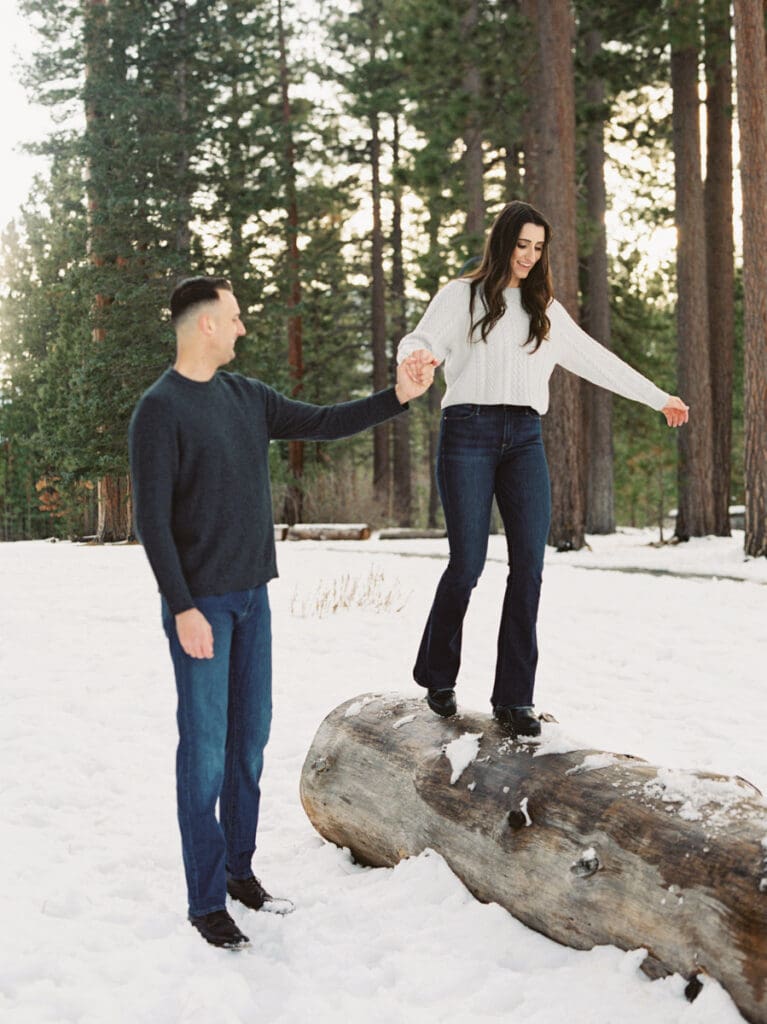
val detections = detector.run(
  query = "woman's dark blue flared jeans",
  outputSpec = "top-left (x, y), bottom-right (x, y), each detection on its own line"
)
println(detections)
top-left (414, 404), bottom-right (551, 709)
top-left (161, 586), bottom-right (272, 918)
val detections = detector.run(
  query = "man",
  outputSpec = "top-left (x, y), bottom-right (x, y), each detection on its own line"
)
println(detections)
top-left (129, 276), bottom-right (435, 949)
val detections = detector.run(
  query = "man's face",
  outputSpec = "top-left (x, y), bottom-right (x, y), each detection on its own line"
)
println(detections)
top-left (208, 289), bottom-right (246, 366)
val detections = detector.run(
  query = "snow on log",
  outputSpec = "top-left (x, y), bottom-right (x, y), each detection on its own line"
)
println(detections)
top-left (287, 523), bottom-right (370, 541)
top-left (300, 692), bottom-right (767, 1024)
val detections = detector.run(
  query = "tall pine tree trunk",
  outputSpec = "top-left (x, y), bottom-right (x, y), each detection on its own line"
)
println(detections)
top-left (278, 0), bottom-right (304, 525)
top-left (369, 83), bottom-right (390, 510)
top-left (582, 23), bottom-right (615, 535)
top-left (390, 115), bottom-right (412, 525)
top-left (733, 0), bottom-right (767, 558)
top-left (461, 0), bottom-right (485, 251)
top-left (704, 0), bottom-right (734, 538)
top-left (97, 475), bottom-right (131, 543)
top-left (85, 0), bottom-right (130, 543)
top-left (671, 11), bottom-right (716, 540)
top-left (425, 202), bottom-right (443, 530)
top-left (521, 0), bottom-right (584, 550)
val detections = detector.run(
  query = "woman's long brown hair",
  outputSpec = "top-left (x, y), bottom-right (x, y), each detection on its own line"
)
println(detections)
top-left (465, 201), bottom-right (553, 352)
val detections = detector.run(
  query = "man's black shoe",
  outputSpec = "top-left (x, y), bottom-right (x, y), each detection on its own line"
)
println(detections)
top-left (493, 705), bottom-right (542, 737)
top-left (426, 688), bottom-right (457, 718)
top-left (189, 909), bottom-right (250, 949)
top-left (227, 874), bottom-right (295, 915)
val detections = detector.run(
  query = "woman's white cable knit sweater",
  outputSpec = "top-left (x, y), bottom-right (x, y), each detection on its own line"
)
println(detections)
top-left (396, 279), bottom-right (669, 414)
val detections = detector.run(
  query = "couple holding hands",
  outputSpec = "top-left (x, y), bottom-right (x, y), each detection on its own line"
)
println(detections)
top-left (129, 200), bottom-right (688, 949)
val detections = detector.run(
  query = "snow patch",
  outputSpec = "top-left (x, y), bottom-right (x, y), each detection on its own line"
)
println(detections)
top-left (1, 536), bottom-right (762, 1024)
top-left (519, 797), bottom-right (532, 826)
top-left (443, 733), bottom-right (483, 785)
top-left (392, 713), bottom-right (417, 730)
top-left (566, 753), bottom-right (623, 775)
top-left (642, 768), bottom-right (766, 830)
top-left (344, 695), bottom-right (380, 718)
top-left (533, 723), bottom-right (582, 757)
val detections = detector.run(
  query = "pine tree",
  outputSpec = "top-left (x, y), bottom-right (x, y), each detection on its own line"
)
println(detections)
top-left (276, 0), bottom-right (306, 522)
top-left (14, 0), bottom-right (217, 539)
top-left (578, 8), bottom-right (615, 534)
top-left (327, 0), bottom-right (403, 513)
top-left (704, 0), bottom-right (735, 537)
top-left (733, 0), bottom-right (767, 557)
top-left (610, 254), bottom-right (677, 533)
top-left (670, 0), bottom-right (716, 540)
top-left (520, 0), bottom-right (584, 551)
top-left (389, 114), bottom-right (412, 525)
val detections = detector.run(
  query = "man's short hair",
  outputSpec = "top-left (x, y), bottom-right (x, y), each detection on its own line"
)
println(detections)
top-left (170, 276), bottom-right (232, 326)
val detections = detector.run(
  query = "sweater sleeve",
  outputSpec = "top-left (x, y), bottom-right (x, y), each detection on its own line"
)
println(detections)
top-left (549, 300), bottom-right (670, 411)
top-left (128, 396), bottom-right (195, 615)
top-left (396, 279), bottom-right (471, 365)
top-left (261, 383), bottom-right (406, 442)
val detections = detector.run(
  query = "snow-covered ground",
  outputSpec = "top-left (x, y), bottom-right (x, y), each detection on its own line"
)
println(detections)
top-left (1, 532), bottom-right (765, 1024)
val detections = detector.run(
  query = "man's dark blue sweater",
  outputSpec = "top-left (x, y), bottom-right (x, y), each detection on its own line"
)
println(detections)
top-left (128, 368), bottom-right (406, 614)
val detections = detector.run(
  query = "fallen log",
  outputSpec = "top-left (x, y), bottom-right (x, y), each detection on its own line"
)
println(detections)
top-left (300, 692), bottom-right (767, 1024)
top-left (287, 523), bottom-right (370, 541)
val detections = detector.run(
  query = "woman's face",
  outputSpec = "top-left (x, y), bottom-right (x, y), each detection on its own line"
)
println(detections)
top-left (508, 222), bottom-right (546, 287)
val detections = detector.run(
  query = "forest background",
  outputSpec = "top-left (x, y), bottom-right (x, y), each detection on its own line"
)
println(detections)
top-left (0, 0), bottom-right (765, 557)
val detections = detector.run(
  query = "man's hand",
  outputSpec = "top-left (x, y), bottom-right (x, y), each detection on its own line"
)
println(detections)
top-left (176, 608), bottom-right (214, 659)
top-left (661, 396), bottom-right (689, 428)
top-left (395, 349), bottom-right (440, 403)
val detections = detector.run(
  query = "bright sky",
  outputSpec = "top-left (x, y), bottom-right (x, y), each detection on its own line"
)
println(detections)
top-left (0, 6), bottom-right (54, 230)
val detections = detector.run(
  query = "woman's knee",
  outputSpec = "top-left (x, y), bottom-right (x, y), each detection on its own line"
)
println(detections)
top-left (443, 560), bottom-right (484, 590)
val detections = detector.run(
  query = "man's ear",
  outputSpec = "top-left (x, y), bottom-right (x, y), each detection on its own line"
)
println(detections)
top-left (197, 309), bottom-right (214, 336)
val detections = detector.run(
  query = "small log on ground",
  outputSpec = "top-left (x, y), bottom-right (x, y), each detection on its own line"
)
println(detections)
top-left (287, 523), bottom-right (370, 541)
top-left (300, 693), bottom-right (767, 1024)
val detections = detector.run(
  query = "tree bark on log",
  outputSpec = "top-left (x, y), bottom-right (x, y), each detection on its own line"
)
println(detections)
top-left (301, 693), bottom-right (767, 1024)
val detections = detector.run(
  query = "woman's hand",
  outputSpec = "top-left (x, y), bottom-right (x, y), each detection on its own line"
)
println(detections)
top-left (395, 349), bottom-right (440, 403)
top-left (662, 396), bottom-right (689, 428)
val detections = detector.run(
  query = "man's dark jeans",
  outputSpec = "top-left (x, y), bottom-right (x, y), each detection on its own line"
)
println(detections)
top-left (162, 586), bottom-right (271, 918)
top-left (414, 404), bottom-right (551, 708)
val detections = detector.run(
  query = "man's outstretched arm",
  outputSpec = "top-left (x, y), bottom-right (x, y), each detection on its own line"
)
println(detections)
top-left (264, 350), bottom-right (437, 442)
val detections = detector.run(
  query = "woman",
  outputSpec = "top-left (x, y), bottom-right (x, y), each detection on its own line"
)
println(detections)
top-left (398, 200), bottom-right (688, 737)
